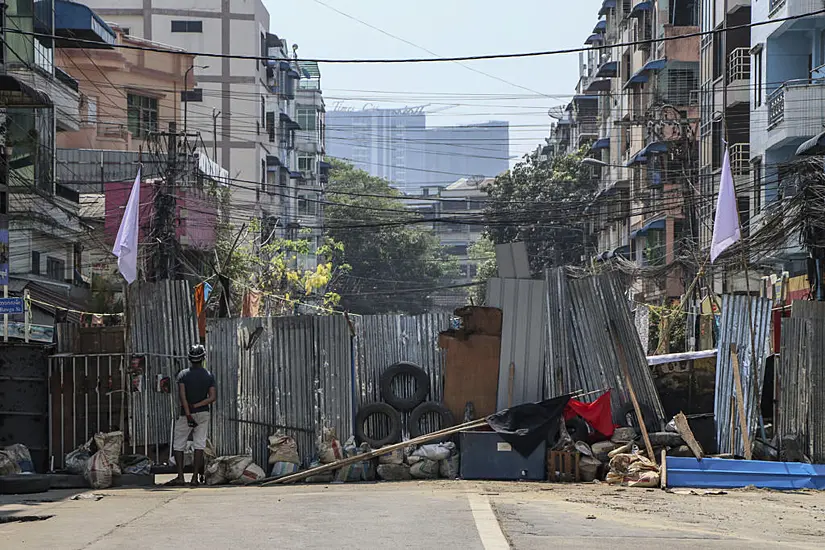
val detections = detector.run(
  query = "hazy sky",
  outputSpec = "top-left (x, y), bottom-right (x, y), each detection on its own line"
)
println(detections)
top-left (264, 0), bottom-right (600, 163)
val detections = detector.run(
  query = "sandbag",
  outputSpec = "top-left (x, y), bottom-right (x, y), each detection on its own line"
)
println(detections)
top-left (591, 441), bottom-right (620, 463)
top-left (317, 427), bottom-right (343, 464)
top-left (377, 464), bottom-right (411, 481)
top-left (65, 446), bottom-right (92, 475)
top-left (120, 455), bottom-right (152, 476)
top-left (268, 433), bottom-right (300, 465)
top-left (606, 452), bottom-right (660, 488)
top-left (378, 448), bottom-right (404, 465)
top-left (84, 451), bottom-right (113, 489)
top-left (205, 455), bottom-right (254, 485)
top-left (270, 461), bottom-right (300, 479)
top-left (4, 444), bottom-right (34, 473)
top-left (579, 456), bottom-right (602, 482)
top-left (0, 451), bottom-right (21, 476)
top-left (410, 459), bottom-right (439, 479)
top-left (93, 431), bottom-right (124, 476)
top-left (411, 443), bottom-right (454, 462)
top-left (234, 463), bottom-right (266, 485)
top-left (439, 455), bottom-right (460, 479)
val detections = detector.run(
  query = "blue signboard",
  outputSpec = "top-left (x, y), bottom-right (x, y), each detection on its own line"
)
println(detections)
top-left (0, 297), bottom-right (24, 314)
top-left (0, 229), bottom-right (8, 286)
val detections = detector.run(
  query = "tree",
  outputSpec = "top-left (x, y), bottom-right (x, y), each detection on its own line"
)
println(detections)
top-left (468, 236), bottom-right (497, 305)
top-left (483, 146), bottom-right (597, 273)
top-left (324, 160), bottom-right (457, 314)
top-left (213, 216), bottom-right (348, 316)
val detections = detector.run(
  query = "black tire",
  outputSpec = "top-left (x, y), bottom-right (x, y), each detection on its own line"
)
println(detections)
top-left (380, 362), bottom-right (430, 412)
top-left (355, 402), bottom-right (402, 448)
top-left (0, 474), bottom-right (51, 495)
top-left (618, 402), bottom-right (658, 435)
top-left (565, 416), bottom-right (591, 442)
top-left (409, 401), bottom-right (455, 440)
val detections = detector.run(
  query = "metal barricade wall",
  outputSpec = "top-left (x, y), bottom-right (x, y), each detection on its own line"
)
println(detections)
top-left (128, 281), bottom-right (198, 459)
top-left (353, 314), bottom-right (451, 438)
top-left (207, 316), bottom-right (352, 468)
top-left (48, 354), bottom-right (126, 469)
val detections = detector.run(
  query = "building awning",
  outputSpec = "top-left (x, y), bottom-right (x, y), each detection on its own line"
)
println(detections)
top-left (319, 160), bottom-right (332, 171)
top-left (630, 218), bottom-right (666, 239)
top-left (0, 75), bottom-right (52, 107)
top-left (591, 138), bottom-right (610, 150)
top-left (266, 155), bottom-right (282, 167)
top-left (630, 1), bottom-right (652, 17)
top-left (595, 61), bottom-right (618, 78)
top-left (599, 0), bottom-right (617, 16)
top-left (573, 94), bottom-right (599, 104)
top-left (289, 171), bottom-right (304, 179)
top-left (796, 130), bottom-right (825, 156)
top-left (35, 0), bottom-right (117, 49)
top-left (279, 112), bottom-right (302, 130)
top-left (279, 61), bottom-right (291, 71)
top-left (586, 79), bottom-right (612, 93)
top-left (288, 69), bottom-right (301, 79)
top-left (585, 33), bottom-right (604, 45)
top-left (593, 20), bottom-right (607, 33)
top-left (626, 141), bottom-right (668, 166)
top-left (623, 57), bottom-right (668, 89)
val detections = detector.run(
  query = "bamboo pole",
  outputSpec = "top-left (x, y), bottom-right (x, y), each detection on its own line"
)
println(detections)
top-left (730, 344), bottom-right (753, 460)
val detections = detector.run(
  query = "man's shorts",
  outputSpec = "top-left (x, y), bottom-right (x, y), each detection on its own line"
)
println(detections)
top-left (173, 411), bottom-right (210, 451)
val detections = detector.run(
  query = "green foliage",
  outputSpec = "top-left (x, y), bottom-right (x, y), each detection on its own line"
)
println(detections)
top-left (214, 216), bottom-right (348, 315)
top-left (468, 236), bottom-right (497, 305)
top-left (324, 159), bottom-right (457, 314)
top-left (483, 146), bottom-right (597, 273)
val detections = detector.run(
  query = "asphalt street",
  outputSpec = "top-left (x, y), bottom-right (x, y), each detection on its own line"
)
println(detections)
top-left (2, 481), bottom-right (823, 549)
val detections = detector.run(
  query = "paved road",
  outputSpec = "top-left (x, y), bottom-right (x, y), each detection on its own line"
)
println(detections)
top-left (1, 481), bottom-right (822, 549)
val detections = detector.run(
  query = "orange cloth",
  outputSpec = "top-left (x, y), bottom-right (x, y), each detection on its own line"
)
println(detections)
top-left (242, 290), bottom-right (262, 317)
top-left (194, 283), bottom-right (206, 339)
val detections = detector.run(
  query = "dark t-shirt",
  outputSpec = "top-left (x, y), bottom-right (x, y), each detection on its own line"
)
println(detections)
top-left (177, 367), bottom-right (216, 414)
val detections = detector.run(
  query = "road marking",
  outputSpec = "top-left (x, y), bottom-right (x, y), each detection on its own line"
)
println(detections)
top-left (468, 493), bottom-right (510, 550)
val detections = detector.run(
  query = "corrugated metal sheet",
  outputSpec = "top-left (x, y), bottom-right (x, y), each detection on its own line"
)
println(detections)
top-left (791, 300), bottom-right (825, 319)
top-left (487, 278), bottom-right (548, 409)
top-left (127, 281), bottom-right (198, 458)
top-left (714, 295), bottom-right (773, 456)
top-left (207, 316), bottom-right (352, 468)
top-left (56, 148), bottom-right (166, 192)
top-left (545, 268), bottom-right (573, 398)
top-left (353, 314), bottom-right (451, 437)
top-left (565, 273), bottom-right (665, 423)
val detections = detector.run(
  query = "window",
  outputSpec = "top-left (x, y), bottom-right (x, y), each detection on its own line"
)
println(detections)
top-left (297, 107), bottom-right (316, 131)
top-left (31, 251), bottom-right (40, 275)
top-left (127, 93), bottom-right (158, 139)
top-left (670, 0), bottom-right (698, 26)
top-left (171, 21), bottom-right (202, 33)
top-left (713, 30), bottom-right (724, 80)
top-left (753, 158), bottom-right (763, 213)
top-left (121, 27), bottom-right (130, 36)
top-left (180, 89), bottom-right (203, 102)
top-left (298, 155), bottom-right (315, 173)
top-left (46, 256), bottom-right (65, 281)
top-left (260, 96), bottom-right (265, 136)
top-left (754, 49), bottom-right (763, 107)
top-left (298, 194), bottom-right (317, 216)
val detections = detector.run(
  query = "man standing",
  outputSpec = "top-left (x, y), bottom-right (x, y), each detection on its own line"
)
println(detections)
top-left (168, 344), bottom-right (216, 486)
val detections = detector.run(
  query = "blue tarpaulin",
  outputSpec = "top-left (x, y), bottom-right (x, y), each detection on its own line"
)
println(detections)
top-left (667, 457), bottom-right (825, 490)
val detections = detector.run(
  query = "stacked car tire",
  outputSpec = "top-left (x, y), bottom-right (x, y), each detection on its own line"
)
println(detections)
top-left (355, 362), bottom-right (455, 448)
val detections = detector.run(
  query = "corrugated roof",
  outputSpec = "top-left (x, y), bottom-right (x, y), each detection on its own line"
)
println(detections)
top-left (298, 61), bottom-right (320, 78)
top-left (80, 194), bottom-right (105, 219)
top-left (445, 177), bottom-right (495, 192)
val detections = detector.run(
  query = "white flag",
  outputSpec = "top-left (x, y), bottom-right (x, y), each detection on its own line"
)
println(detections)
top-left (112, 168), bottom-right (141, 283)
top-left (710, 148), bottom-right (741, 263)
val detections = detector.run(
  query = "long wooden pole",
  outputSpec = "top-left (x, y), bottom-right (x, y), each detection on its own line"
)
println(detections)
top-left (261, 418), bottom-right (488, 486)
top-left (610, 320), bottom-right (656, 463)
top-left (730, 344), bottom-right (753, 460)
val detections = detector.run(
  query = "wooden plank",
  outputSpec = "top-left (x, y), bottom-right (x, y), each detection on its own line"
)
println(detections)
top-left (261, 418), bottom-right (489, 486)
top-left (673, 412), bottom-right (704, 459)
top-left (611, 320), bottom-right (656, 463)
top-left (660, 450), bottom-right (667, 489)
top-left (730, 344), bottom-right (753, 460)
top-left (441, 334), bottom-right (501, 422)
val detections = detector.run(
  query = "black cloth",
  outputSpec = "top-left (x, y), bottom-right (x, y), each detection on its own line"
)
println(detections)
top-left (485, 395), bottom-right (571, 456)
top-left (177, 367), bottom-right (215, 414)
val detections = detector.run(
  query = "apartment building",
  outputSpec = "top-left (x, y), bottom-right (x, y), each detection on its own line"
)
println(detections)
top-left (583, 0), bottom-right (700, 304)
top-left (80, 0), bottom-right (289, 225)
top-left (2, 0), bottom-right (117, 317)
top-left (749, 0), bottom-right (825, 275)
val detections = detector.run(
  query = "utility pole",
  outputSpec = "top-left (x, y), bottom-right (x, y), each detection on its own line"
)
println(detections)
top-left (152, 122), bottom-right (179, 280)
top-left (212, 109), bottom-right (221, 161)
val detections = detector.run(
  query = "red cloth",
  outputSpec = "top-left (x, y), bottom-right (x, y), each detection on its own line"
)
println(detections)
top-left (563, 391), bottom-right (614, 437)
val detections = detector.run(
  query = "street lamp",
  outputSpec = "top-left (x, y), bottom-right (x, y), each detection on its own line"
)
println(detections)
top-left (184, 64), bottom-right (209, 137)
top-left (580, 157), bottom-right (609, 167)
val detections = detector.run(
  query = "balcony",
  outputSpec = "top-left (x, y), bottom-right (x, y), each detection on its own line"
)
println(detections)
top-left (769, 0), bottom-right (825, 30)
top-left (767, 79), bottom-right (825, 149)
top-left (576, 117), bottom-right (599, 144)
top-left (729, 143), bottom-right (750, 176)
top-left (726, 48), bottom-right (750, 107)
